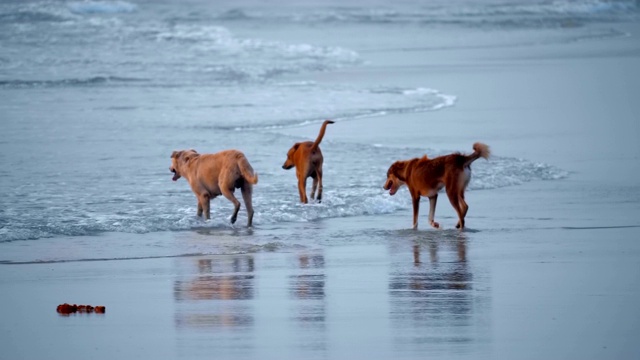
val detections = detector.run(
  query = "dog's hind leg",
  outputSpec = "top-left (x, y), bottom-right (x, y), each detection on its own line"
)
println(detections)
top-left (446, 186), bottom-right (465, 229)
top-left (310, 173), bottom-right (318, 201)
top-left (458, 190), bottom-right (469, 220)
top-left (221, 188), bottom-right (241, 224)
top-left (197, 200), bottom-right (203, 218)
top-left (315, 169), bottom-right (324, 203)
top-left (428, 195), bottom-right (440, 229)
top-left (241, 185), bottom-right (254, 227)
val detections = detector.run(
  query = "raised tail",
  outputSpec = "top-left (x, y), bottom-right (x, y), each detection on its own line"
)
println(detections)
top-left (238, 154), bottom-right (258, 185)
top-left (311, 120), bottom-right (335, 152)
top-left (464, 142), bottom-right (490, 167)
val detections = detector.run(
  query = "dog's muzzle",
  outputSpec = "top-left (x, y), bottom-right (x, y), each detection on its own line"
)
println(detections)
top-left (384, 179), bottom-right (397, 195)
top-left (170, 168), bottom-right (180, 181)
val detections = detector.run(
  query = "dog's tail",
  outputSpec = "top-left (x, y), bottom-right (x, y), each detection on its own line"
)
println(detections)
top-left (238, 155), bottom-right (259, 185)
top-left (464, 142), bottom-right (490, 167)
top-left (311, 120), bottom-right (335, 152)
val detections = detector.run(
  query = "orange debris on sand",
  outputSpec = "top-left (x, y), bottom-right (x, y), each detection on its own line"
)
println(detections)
top-left (56, 303), bottom-right (105, 315)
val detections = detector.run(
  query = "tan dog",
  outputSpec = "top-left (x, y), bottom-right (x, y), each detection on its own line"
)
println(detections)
top-left (170, 149), bottom-right (258, 227)
top-left (383, 143), bottom-right (490, 229)
top-left (282, 120), bottom-right (334, 203)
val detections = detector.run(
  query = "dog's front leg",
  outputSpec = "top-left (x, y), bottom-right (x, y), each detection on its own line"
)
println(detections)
top-left (310, 176), bottom-right (318, 201)
top-left (241, 186), bottom-right (254, 227)
top-left (428, 195), bottom-right (440, 229)
top-left (198, 194), bottom-right (211, 220)
top-left (412, 196), bottom-right (420, 229)
top-left (316, 171), bottom-right (324, 203)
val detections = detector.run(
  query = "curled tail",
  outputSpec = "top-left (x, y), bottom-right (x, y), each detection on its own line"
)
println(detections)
top-left (311, 120), bottom-right (335, 152)
top-left (238, 154), bottom-right (258, 185)
top-left (464, 142), bottom-right (490, 167)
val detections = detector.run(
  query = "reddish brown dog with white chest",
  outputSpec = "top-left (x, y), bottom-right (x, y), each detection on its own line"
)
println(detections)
top-left (383, 142), bottom-right (490, 229)
top-left (282, 120), bottom-right (334, 203)
top-left (170, 149), bottom-right (258, 227)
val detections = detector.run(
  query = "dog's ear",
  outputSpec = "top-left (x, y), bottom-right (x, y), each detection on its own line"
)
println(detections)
top-left (183, 151), bottom-right (198, 162)
top-left (287, 143), bottom-right (301, 157)
top-left (171, 151), bottom-right (180, 159)
top-left (389, 161), bottom-right (408, 182)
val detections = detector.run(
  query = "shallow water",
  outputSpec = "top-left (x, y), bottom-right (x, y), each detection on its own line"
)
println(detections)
top-left (2, 0), bottom-right (624, 243)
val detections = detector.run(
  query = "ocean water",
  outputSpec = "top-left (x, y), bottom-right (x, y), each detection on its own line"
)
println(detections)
top-left (1, 0), bottom-right (636, 250)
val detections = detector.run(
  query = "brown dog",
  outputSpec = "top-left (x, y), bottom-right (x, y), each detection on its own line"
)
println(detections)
top-left (170, 149), bottom-right (258, 227)
top-left (383, 143), bottom-right (490, 229)
top-left (282, 120), bottom-right (334, 203)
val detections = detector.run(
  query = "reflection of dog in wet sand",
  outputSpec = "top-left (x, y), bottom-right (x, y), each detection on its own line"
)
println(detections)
top-left (170, 149), bottom-right (258, 227)
top-left (383, 143), bottom-right (490, 229)
top-left (282, 120), bottom-right (334, 203)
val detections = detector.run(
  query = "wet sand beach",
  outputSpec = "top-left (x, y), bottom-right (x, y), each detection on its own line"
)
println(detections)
top-left (2, 199), bottom-right (640, 359)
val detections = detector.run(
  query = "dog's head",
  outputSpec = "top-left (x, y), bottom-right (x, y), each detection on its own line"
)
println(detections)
top-left (170, 149), bottom-right (198, 181)
top-left (383, 161), bottom-right (408, 196)
top-left (282, 143), bottom-right (300, 170)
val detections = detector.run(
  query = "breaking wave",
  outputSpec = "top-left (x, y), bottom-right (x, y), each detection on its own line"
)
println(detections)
top-left (0, 76), bottom-right (148, 88)
top-left (67, 1), bottom-right (138, 14)
top-left (239, 0), bottom-right (639, 28)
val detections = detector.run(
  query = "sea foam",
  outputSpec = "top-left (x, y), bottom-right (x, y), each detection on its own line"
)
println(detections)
top-left (68, 1), bottom-right (138, 14)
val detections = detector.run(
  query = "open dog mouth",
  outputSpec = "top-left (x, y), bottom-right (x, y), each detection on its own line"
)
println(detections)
top-left (384, 179), bottom-right (396, 195)
top-left (171, 169), bottom-right (180, 181)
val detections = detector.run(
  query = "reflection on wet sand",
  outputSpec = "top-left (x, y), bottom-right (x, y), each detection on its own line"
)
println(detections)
top-left (289, 253), bottom-right (327, 351)
top-left (290, 254), bottom-right (325, 301)
top-left (173, 252), bottom-right (329, 357)
top-left (169, 238), bottom-right (488, 358)
top-left (174, 256), bottom-right (255, 329)
top-left (389, 233), bottom-right (490, 353)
